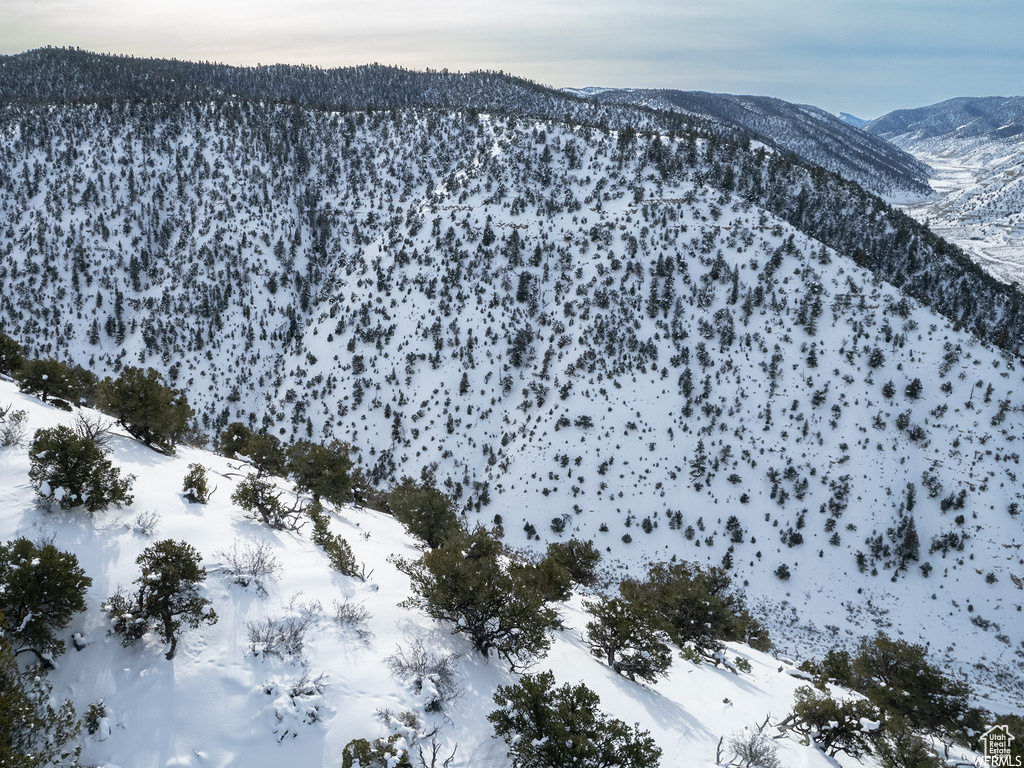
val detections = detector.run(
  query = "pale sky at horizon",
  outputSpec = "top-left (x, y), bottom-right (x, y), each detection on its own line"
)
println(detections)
top-left (1, 0), bottom-right (1021, 119)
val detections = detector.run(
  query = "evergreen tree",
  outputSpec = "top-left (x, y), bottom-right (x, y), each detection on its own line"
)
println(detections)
top-left (232, 474), bottom-right (303, 530)
top-left (15, 358), bottom-right (78, 405)
top-left (488, 671), bottom-right (661, 768)
top-left (181, 463), bottom-right (214, 504)
top-left (787, 686), bottom-right (879, 758)
top-left (218, 421), bottom-right (254, 459)
top-left (97, 366), bottom-right (193, 454)
top-left (287, 439), bottom-right (353, 506)
top-left (28, 425), bottom-right (135, 513)
top-left (0, 538), bottom-right (91, 664)
top-left (544, 538), bottom-right (602, 588)
top-left (104, 539), bottom-right (217, 660)
top-left (387, 478), bottom-right (461, 549)
top-left (0, 331), bottom-right (24, 376)
top-left (400, 525), bottom-right (555, 671)
top-left (0, 613), bottom-right (82, 767)
top-left (516, 271), bottom-right (533, 303)
top-left (620, 560), bottom-right (769, 659)
top-left (892, 516), bottom-right (920, 573)
top-left (585, 596), bottom-right (673, 683)
top-left (68, 364), bottom-right (100, 408)
top-left (852, 632), bottom-right (971, 741)
top-left (510, 555), bottom-right (573, 604)
top-left (241, 432), bottom-right (287, 476)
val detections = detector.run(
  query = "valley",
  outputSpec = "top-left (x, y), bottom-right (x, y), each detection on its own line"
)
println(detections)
top-left (902, 146), bottom-right (1024, 286)
top-left (0, 48), bottom-right (1021, 768)
top-left (865, 95), bottom-right (1024, 286)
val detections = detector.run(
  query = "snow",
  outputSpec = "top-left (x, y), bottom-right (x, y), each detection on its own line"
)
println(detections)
top-left (893, 129), bottom-right (1024, 285)
top-left (0, 95), bottom-right (1021, 766)
top-left (0, 380), bottom-right (1000, 767)
top-left (860, 717), bottom-right (880, 732)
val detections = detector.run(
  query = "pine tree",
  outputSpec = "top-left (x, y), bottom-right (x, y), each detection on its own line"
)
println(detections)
top-left (0, 614), bottom-right (82, 767)
top-left (400, 526), bottom-right (555, 671)
top-left (852, 632), bottom-right (971, 740)
top-left (28, 425), bottom-right (135, 513)
top-left (104, 539), bottom-right (217, 660)
top-left (488, 671), bottom-right (661, 768)
top-left (0, 538), bottom-right (91, 664)
top-left (786, 686), bottom-right (878, 758)
top-left (181, 463), bottom-right (214, 504)
top-left (97, 366), bottom-right (193, 454)
top-left (232, 474), bottom-right (303, 530)
top-left (386, 478), bottom-right (461, 549)
top-left (287, 439), bottom-right (353, 506)
top-left (585, 596), bottom-right (673, 683)
top-left (543, 538), bottom-right (602, 588)
top-left (620, 560), bottom-right (769, 659)
top-left (15, 358), bottom-right (78, 405)
top-left (218, 421), bottom-right (254, 458)
top-left (0, 331), bottom-right (24, 376)
top-left (241, 432), bottom-right (287, 476)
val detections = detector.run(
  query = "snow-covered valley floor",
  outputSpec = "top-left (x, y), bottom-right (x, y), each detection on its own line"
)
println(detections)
top-left (900, 143), bottom-right (1024, 286)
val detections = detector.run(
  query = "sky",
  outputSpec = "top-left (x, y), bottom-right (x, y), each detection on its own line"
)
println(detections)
top-left (1, 0), bottom-right (1022, 119)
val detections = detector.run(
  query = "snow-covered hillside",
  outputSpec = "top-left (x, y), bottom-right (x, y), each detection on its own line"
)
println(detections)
top-left (567, 88), bottom-right (932, 201)
top-left (277, 119), bottom-right (1024, 708)
top-left (0, 379), bottom-right (1002, 767)
top-left (0, 101), bottom-right (1022, 711)
top-left (866, 96), bottom-right (1024, 286)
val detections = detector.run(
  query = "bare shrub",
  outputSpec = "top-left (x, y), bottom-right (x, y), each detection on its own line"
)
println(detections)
top-left (73, 411), bottom-right (114, 448)
top-left (247, 596), bottom-right (322, 662)
top-left (0, 405), bottom-right (28, 447)
top-left (289, 668), bottom-right (329, 701)
top-left (332, 599), bottom-right (374, 643)
top-left (728, 728), bottom-right (781, 768)
top-left (385, 639), bottom-right (461, 713)
top-left (218, 539), bottom-right (281, 596)
top-left (130, 510), bottom-right (160, 537)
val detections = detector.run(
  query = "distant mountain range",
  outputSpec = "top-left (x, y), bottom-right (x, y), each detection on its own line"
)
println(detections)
top-left (864, 96), bottom-right (1024, 286)
top-left (837, 112), bottom-right (868, 128)
top-left (564, 87), bottom-right (931, 201)
top-left (0, 47), bottom-right (930, 201)
top-left (865, 96), bottom-right (1024, 144)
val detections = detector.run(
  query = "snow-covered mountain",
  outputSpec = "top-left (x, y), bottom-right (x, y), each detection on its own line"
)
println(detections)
top-left (565, 88), bottom-right (932, 201)
top-left (0, 48), bottom-right (929, 201)
top-left (0, 50), bottom-right (1022, 726)
top-left (865, 97), bottom-right (1024, 286)
top-left (0, 379), bottom-right (1005, 767)
top-left (866, 97), bottom-right (1024, 145)
top-left (837, 113), bottom-right (868, 129)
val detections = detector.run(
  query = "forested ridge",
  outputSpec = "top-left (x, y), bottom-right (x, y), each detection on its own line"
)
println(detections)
top-left (0, 51), bottom-right (1022, 708)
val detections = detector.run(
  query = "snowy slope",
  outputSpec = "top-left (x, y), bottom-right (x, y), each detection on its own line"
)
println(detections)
top-left (0, 105), bottom-right (1021, 712)
top-left (866, 96), bottom-right (1024, 286)
top-left (276, 123), bottom-right (1024, 709)
top-left (567, 88), bottom-right (932, 201)
top-left (0, 378), bottom-right (996, 767)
